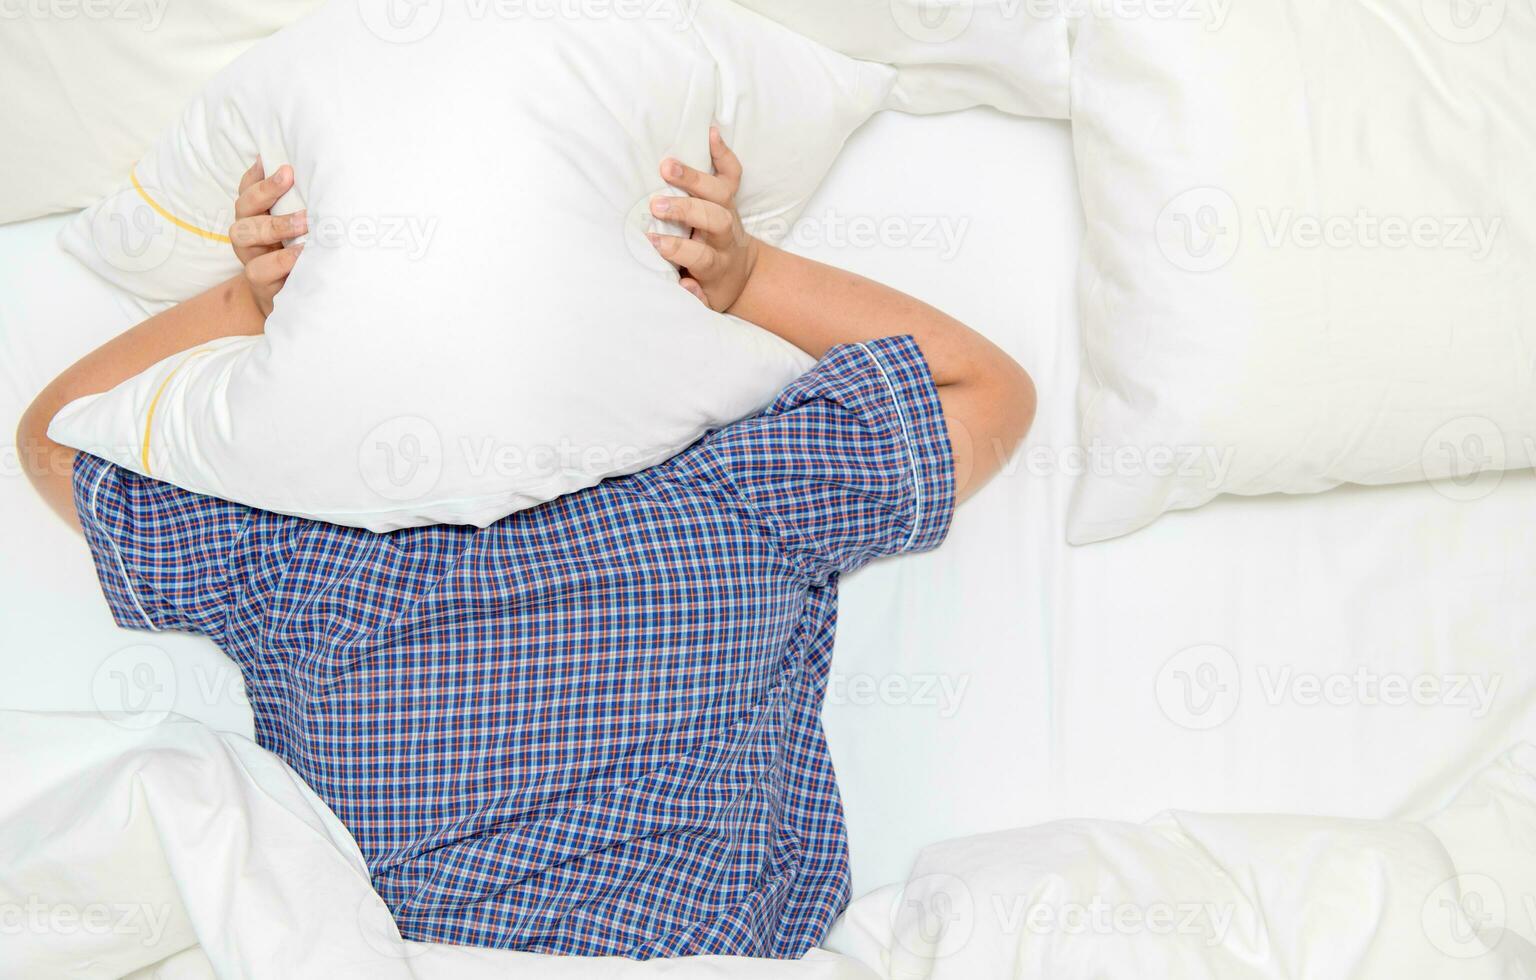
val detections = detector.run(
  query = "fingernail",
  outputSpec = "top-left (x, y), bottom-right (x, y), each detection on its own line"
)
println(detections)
top-left (278, 166), bottom-right (292, 184)
top-left (651, 198), bottom-right (670, 217)
top-left (666, 160), bottom-right (683, 179)
top-left (646, 232), bottom-right (661, 247)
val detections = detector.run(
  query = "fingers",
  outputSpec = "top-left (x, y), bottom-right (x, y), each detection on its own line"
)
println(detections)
top-left (229, 211), bottom-right (307, 264)
top-left (660, 153), bottom-right (734, 208)
top-left (708, 127), bottom-right (742, 194)
top-left (646, 233), bottom-right (717, 275)
top-left (244, 244), bottom-right (303, 290)
top-left (650, 195), bottom-right (733, 242)
top-left (235, 164), bottom-right (294, 220)
top-left (678, 276), bottom-right (708, 304)
top-left (238, 159), bottom-right (265, 198)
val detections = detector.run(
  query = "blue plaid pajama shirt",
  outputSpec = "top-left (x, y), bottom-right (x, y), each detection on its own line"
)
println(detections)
top-left (73, 336), bottom-right (954, 958)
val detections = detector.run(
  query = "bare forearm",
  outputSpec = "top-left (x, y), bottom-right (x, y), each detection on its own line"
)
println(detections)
top-left (17, 276), bottom-right (265, 529)
top-left (729, 243), bottom-right (1036, 501)
top-left (730, 243), bottom-right (994, 386)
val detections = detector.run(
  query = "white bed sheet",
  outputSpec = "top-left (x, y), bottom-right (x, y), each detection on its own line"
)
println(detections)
top-left (3, 108), bottom-right (1534, 916)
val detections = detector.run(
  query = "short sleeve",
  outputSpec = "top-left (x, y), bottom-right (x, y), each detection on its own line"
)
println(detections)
top-left (700, 335), bottom-right (955, 582)
top-left (73, 452), bottom-right (252, 639)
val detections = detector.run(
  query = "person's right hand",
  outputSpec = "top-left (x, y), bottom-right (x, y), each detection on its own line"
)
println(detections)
top-left (228, 160), bottom-right (306, 317)
top-left (647, 128), bottom-right (760, 314)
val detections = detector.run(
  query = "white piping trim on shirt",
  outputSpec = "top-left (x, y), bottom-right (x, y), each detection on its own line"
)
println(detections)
top-left (854, 342), bottom-right (924, 553)
top-left (87, 463), bottom-right (158, 632)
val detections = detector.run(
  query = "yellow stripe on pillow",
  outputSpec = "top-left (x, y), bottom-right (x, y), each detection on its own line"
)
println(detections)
top-left (141, 350), bottom-right (213, 476)
top-left (131, 169), bottom-right (231, 244)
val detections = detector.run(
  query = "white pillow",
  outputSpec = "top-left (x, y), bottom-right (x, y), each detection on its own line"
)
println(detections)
top-left (0, 0), bottom-right (326, 226)
top-left (1067, 0), bottom-right (1536, 544)
top-left (49, 0), bottom-right (896, 531)
top-left (729, 0), bottom-right (1070, 117)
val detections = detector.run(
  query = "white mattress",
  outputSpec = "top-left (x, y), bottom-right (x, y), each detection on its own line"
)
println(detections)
top-left (3, 108), bottom-right (1534, 911)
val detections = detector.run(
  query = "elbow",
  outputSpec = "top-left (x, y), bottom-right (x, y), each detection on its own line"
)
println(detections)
top-left (994, 355), bottom-right (1037, 460)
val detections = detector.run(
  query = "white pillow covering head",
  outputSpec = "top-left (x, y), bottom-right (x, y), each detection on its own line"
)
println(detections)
top-left (1067, 0), bottom-right (1536, 543)
top-left (729, 0), bottom-right (1071, 117)
top-left (0, 0), bottom-right (327, 225)
top-left (49, 0), bottom-right (897, 531)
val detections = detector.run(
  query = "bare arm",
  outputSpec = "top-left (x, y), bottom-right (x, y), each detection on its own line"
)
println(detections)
top-left (649, 130), bottom-right (1036, 502)
top-left (18, 161), bottom-right (302, 531)
top-left (16, 276), bottom-right (268, 530)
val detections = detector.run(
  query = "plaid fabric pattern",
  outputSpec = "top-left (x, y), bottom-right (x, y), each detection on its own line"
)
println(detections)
top-left (73, 336), bottom-right (954, 958)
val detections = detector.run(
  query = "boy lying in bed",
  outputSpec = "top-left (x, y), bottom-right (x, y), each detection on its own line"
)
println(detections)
top-left (18, 132), bottom-right (1035, 959)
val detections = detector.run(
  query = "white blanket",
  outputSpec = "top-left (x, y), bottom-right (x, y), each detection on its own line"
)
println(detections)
top-left (0, 711), bottom-right (875, 980)
top-left (829, 746), bottom-right (1536, 979)
top-left (6, 709), bottom-right (1535, 979)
